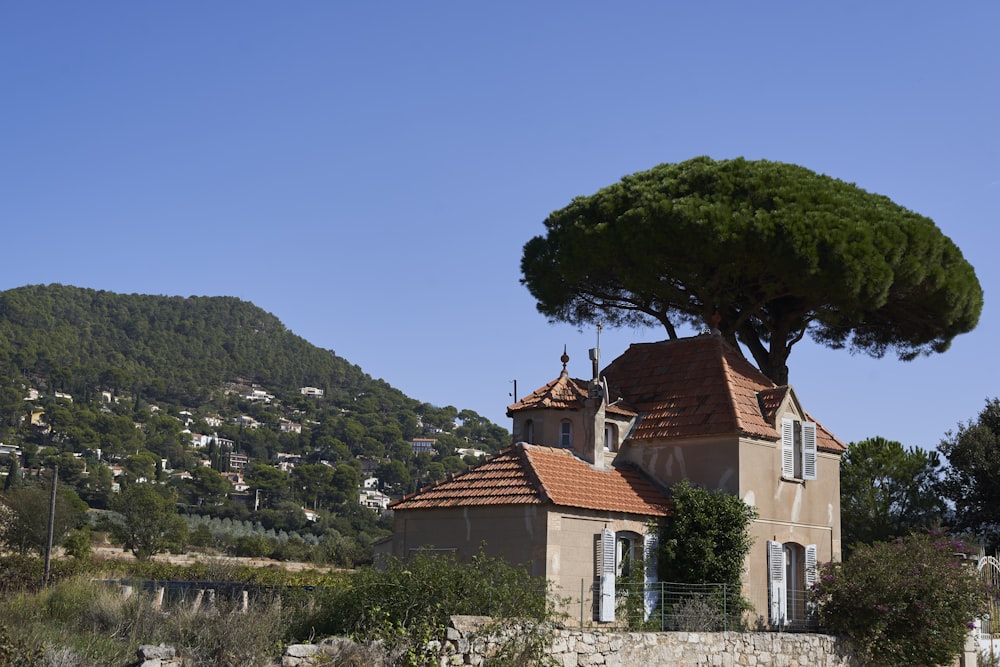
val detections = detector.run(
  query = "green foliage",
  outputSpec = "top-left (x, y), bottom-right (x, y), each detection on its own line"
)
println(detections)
top-left (313, 549), bottom-right (554, 666)
top-left (0, 283), bottom-right (509, 566)
top-left (62, 527), bottom-right (93, 560)
top-left (0, 623), bottom-right (44, 667)
top-left (0, 574), bottom-right (298, 667)
top-left (0, 479), bottom-right (87, 556)
top-left (938, 398), bottom-right (1000, 551)
top-left (521, 156), bottom-right (982, 384)
top-left (658, 480), bottom-right (757, 591)
top-left (814, 531), bottom-right (986, 667)
top-left (841, 436), bottom-right (946, 554)
top-left (108, 483), bottom-right (187, 560)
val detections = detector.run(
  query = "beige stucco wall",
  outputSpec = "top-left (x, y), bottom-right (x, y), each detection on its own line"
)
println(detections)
top-left (388, 505), bottom-right (549, 577)
top-left (390, 503), bottom-right (655, 625)
top-left (613, 422), bottom-right (841, 624)
top-left (544, 509), bottom-right (653, 625)
top-left (616, 436), bottom-right (741, 494)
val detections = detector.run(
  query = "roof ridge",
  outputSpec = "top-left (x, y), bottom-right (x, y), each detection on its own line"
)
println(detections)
top-left (516, 443), bottom-right (552, 503)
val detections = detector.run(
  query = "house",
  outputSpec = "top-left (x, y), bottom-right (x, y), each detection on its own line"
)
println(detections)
top-left (411, 438), bottom-right (437, 455)
top-left (300, 386), bottom-right (325, 398)
top-left (223, 452), bottom-right (249, 472)
top-left (384, 333), bottom-right (844, 627)
top-left (280, 420), bottom-right (303, 434)
top-left (359, 487), bottom-right (392, 512)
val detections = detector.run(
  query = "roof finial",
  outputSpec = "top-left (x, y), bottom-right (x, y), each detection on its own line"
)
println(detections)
top-left (560, 345), bottom-right (570, 377)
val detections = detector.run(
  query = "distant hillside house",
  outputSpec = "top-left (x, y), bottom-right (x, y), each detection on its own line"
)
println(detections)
top-left (300, 386), bottom-right (325, 398)
top-left (411, 438), bottom-right (436, 455)
top-left (360, 488), bottom-right (391, 512)
top-left (280, 420), bottom-right (302, 434)
top-left (224, 452), bottom-right (249, 471)
top-left (457, 447), bottom-right (487, 459)
top-left (245, 389), bottom-right (273, 403)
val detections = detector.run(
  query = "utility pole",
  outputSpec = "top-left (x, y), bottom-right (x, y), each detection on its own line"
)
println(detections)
top-left (43, 464), bottom-right (58, 587)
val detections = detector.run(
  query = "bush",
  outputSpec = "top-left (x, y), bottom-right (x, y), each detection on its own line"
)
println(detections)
top-left (814, 531), bottom-right (987, 667)
top-left (310, 548), bottom-right (556, 666)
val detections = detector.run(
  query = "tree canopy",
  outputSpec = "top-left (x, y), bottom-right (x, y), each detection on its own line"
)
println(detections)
top-left (840, 437), bottom-right (945, 553)
top-left (521, 157), bottom-right (982, 384)
top-left (938, 398), bottom-right (1000, 551)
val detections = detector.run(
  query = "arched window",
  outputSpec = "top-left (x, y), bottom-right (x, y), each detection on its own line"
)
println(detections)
top-left (768, 540), bottom-right (818, 626)
top-left (615, 531), bottom-right (642, 577)
top-left (560, 420), bottom-right (572, 448)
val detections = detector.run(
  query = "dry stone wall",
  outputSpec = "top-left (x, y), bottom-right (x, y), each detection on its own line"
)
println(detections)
top-left (441, 616), bottom-right (859, 667)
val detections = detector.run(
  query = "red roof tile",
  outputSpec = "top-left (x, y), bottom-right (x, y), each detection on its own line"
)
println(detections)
top-left (602, 335), bottom-right (845, 453)
top-left (390, 443), bottom-right (670, 516)
top-left (507, 374), bottom-right (589, 413)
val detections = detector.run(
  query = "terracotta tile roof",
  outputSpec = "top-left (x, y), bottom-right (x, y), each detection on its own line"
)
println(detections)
top-left (390, 443), bottom-right (670, 516)
top-left (507, 373), bottom-right (638, 419)
top-left (602, 335), bottom-right (844, 453)
top-left (507, 373), bottom-right (589, 413)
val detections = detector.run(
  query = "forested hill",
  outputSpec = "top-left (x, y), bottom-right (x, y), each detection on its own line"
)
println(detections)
top-left (0, 284), bottom-right (369, 404)
top-left (0, 284), bottom-right (509, 455)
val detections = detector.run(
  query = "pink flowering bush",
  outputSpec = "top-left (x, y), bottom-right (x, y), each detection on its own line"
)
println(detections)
top-left (813, 531), bottom-right (987, 667)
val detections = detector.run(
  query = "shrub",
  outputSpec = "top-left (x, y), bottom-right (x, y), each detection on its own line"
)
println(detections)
top-left (311, 548), bottom-right (556, 666)
top-left (814, 530), bottom-right (987, 667)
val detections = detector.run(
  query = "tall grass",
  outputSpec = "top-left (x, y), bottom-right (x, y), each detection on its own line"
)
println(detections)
top-left (0, 574), bottom-right (312, 666)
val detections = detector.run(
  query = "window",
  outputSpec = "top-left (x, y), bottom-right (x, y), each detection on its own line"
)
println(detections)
top-left (524, 419), bottom-right (534, 443)
top-left (604, 423), bottom-right (617, 451)
top-left (560, 420), bottom-right (572, 448)
top-left (597, 529), bottom-right (659, 623)
top-left (781, 417), bottom-right (817, 480)
top-left (768, 540), bottom-right (817, 627)
top-left (615, 532), bottom-right (641, 577)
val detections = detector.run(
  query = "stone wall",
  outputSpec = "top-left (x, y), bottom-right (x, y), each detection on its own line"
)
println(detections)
top-left (440, 615), bottom-right (859, 667)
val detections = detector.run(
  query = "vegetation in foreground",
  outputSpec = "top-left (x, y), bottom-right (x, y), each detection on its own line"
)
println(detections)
top-left (0, 549), bottom-right (555, 667)
top-left (814, 531), bottom-right (988, 667)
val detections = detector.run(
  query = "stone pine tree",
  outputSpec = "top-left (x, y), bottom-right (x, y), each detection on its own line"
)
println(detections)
top-left (521, 157), bottom-right (982, 385)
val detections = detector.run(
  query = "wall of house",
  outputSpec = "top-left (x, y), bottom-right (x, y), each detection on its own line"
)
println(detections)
top-left (741, 435), bottom-right (841, 623)
top-left (613, 429), bottom-right (841, 626)
top-left (511, 409), bottom-right (581, 450)
top-left (545, 510), bottom-right (651, 625)
top-left (387, 505), bottom-right (548, 577)
top-left (388, 505), bottom-right (655, 626)
top-left (615, 436), bottom-right (741, 494)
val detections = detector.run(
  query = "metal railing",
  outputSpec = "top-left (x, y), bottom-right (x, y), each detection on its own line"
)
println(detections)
top-left (612, 582), bottom-right (819, 632)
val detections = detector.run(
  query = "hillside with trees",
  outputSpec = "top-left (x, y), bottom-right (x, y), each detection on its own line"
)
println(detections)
top-left (0, 283), bottom-right (510, 565)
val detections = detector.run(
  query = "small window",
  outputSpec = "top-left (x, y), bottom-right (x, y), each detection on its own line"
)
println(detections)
top-left (560, 420), bottom-right (572, 448)
top-left (604, 424), bottom-right (617, 451)
top-left (524, 419), bottom-right (534, 443)
top-left (781, 417), bottom-right (817, 481)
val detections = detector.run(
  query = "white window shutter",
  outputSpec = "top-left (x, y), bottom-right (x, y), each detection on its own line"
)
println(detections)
top-left (801, 421), bottom-right (817, 480)
top-left (804, 544), bottom-right (818, 589)
top-left (780, 418), bottom-right (795, 478)
top-left (768, 540), bottom-right (787, 626)
top-left (643, 531), bottom-right (659, 620)
top-left (599, 528), bottom-right (616, 622)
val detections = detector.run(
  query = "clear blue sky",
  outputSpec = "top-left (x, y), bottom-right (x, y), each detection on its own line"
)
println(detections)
top-left (2, 3), bottom-right (997, 450)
